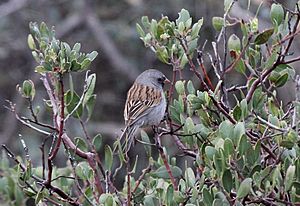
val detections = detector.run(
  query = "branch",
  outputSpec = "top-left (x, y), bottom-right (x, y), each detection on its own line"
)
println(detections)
top-left (171, 135), bottom-right (197, 158)
top-left (2, 144), bottom-right (79, 206)
top-left (282, 55), bottom-right (300, 64)
top-left (4, 101), bottom-right (52, 136)
top-left (48, 75), bottom-right (64, 160)
top-left (132, 164), bottom-right (152, 194)
top-left (154, 131), bottom-right (178, 191)
top-left (245, 56), bottom-right (281, 103)
top-left (255, 115), bottom-right (288, 132)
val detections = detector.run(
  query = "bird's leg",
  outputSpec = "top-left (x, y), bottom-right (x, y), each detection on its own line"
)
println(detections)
top-left (152, 125), bottom-right (158, 134)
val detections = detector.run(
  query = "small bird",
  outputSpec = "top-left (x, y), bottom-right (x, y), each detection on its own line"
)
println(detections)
top-left (120, 69), bottom-right (169, 152)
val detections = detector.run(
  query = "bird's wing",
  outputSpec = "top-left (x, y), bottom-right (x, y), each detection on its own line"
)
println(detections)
top-left (124, 83), bottom-right (162, 126)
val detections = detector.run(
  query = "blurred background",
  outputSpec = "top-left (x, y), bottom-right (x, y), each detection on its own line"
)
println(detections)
top-left (0, 0), bottom-right (298, 171)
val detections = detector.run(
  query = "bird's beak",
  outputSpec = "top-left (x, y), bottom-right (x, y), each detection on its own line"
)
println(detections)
top-left (164, 78), bottom-right (171, 84)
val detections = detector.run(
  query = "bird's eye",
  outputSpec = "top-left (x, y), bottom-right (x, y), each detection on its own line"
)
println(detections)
top-left (157, 76), bottom-right (165, 84)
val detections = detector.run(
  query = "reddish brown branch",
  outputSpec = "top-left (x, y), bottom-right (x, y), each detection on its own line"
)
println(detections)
top-left (171, 135), bottom-right (197, 158)
top-left (44, 75), bottom-right (65, 188)
top-left (199, 61), bottom-right (214, 91)
top-left (132, 164), bottom-right (152, 194)
top-left (154, 132), bottom-right (178, 191)
top-left (2, 144), bottom-right (79, 206)
top-left (49, 75), bottom-right (64, 160)
top-left (245, 56), bottom-right (281, 103)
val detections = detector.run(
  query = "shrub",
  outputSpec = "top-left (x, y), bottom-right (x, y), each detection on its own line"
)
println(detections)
top-left (1, 1), bottom-right (300, 205)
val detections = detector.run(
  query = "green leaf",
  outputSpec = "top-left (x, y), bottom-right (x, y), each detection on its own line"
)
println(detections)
top-left (152, 165), bottom-right (182, 179)
top-left (83, 73), bottom-right (96, 106)
top-left (180, 53), bottom-right (188, 68)
top-left (237, 178), bottom-right (252, 199)
top-left (99, 193), bottom-right (115, 205)
top-left (270, 4), bottom-right (284, 25)
top-left (212, 17), bottom-right (224, 32)
top-left (42, 61), bottom-right (53, 71)
top-left (65, 91), bottom-right (83, 118)
top-left (240, 99), bottom-right (248, 119)
top-left (130, 155), bottom-right (139, 173)
top-left (150, 19), bottom-right (158, 38)
top-left (176, 9), bottom-right (190, 26)
top-left (86, 94), bottom-right (96, 121)
top-left (187, 80), bottom-right (195, 94)
top-left (156, 46), bottom-right (169, 64)
top-left (40, 22), bottom-right (49, 38)
top-left (224, 0), bottom-right (233, 12)
top-left (69, 73), bottom-right (74, 99)
top-left (228, 34), bottom-right (241, 52)
top-left (205, 146), bottom-right (217, 160)
top-left (224, 138), bottom-right (234, 157)
top-left (185, 167), bottom-right (196, 187)
top-left (166, 184), bottom-right (174, 205)
top-left (233, 122), bottom-right (245, 142)
top-left (213, 150), bottom-right (225, 175)
top-left (222, 169), bottom-right (233, 192)
top-left (175, 80), bottom-right (185, 95)
top-left (235, 59), bottom-right (246, 75)
top-left (29, 22), bottom-right (40, 38)
top-left (105, 145), bottom-right (113, 171)
top-left (136, 23), bottom-right (145, 37)
top-left (35, 65), bottom-right (47, 73)
top-left (253, 140), bottom-right (261, 163)
top-left (238, 135), bottom-right (250, 156)
top-left (22, 80), bottom-right (35, 100)
top-left (81, 59), bottom-right (92, 71)
top-left (71, 60), bottom-right (81, 71)
top-left (254, 28), bottom-right (274, 45)
top-left (143, 194), bottom-right (159, 206)
top-left (250, 18), bottom-right (258, 32)
top-left (92, 134), bottom-right (102, 151)
top-left (73, 43), bottom-right (81, 53)
top-left (31, 51), bottom-right (40, 63)
top-left (27, 34), bottom-right (36, 50)
top-left (274, 72), bottom-right (289, 87)
top-left (86, 51), bottom-right (98, 61)
top-left (191, 18), bottom-right (204, 38)
top-left (140, 130), bottom-right (151, 156)
top-left (75, 137), bottom-right (87, 151)
top-left (202, 187), bottom-right (213, 205)
top-left (285, 165), bottom-right (295, 191)
top-left (185, 18), bottom-right (192, 29)
top-left (35, 188), bottom-right (44, 205)
top-left (141, 16), bottom-right (150, 29)
top-left (219, 120), bottom-right (234, 139)
top-left (233, 105), bottom-right (242, 121)
top-left (184, 117), bottom-right (195, 134)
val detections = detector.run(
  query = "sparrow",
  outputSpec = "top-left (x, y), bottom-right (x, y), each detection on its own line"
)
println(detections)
top-left (120, 69), bottom-right (169, 152)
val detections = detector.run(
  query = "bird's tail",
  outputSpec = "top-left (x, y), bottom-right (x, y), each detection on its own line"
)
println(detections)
top-left (119, 125), bottom-right (138, 153)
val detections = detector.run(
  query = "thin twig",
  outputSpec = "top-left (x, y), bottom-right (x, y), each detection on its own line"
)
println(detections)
top-left (154, 132), bottom-right (178, 190)
top-left (132, 164), bottom-right (152, 194)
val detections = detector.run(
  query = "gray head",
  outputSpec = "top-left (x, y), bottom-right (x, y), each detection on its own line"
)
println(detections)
top-left (135, 69), bottom-right (168, 89)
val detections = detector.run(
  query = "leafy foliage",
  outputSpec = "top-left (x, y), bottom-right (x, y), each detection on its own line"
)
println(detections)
top-left (2, 1), bottom-right (300, 205)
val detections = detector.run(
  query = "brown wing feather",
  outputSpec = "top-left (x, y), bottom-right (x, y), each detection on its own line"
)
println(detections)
top-left (124, 83), bottom-right (161, 126)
